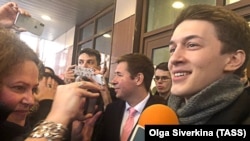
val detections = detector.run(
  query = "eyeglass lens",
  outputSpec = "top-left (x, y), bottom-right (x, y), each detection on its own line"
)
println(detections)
top-left (154, 76), bottom-right (170, 81)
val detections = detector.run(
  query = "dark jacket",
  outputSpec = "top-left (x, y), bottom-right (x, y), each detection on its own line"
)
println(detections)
top-left (206, 87), bottom-right (250, 124)
top-left (154, 91), bottom-right (170, 101)
top-left (0, 103), bottom-right (12, 125)
top-left (0, 120), bottom-right (31, 141)
top-left (95, 94), bottom-right (165, 141)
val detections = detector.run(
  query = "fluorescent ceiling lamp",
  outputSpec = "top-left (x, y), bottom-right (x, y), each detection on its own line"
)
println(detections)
top-left (172, 1), bottom-right (184, 9)
top-left (41, 15), bottom-right (51, 21)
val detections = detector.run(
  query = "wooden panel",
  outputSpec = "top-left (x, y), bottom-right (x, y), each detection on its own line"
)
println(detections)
top-left (109, 15), bottom-right (135, 80)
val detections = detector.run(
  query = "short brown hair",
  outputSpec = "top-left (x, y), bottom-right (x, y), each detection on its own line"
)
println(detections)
top-left (116, 53), bottom-right (154, 92)
top-left (156, 62), bottom-right (169, 71)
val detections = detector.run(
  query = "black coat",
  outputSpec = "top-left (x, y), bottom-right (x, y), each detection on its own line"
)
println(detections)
top-left (0, 103), bottom-right (11, 124)
top-left (0, 120), bottom-right (31, 141)
top-left (206, 87), bottom-right (250, 124)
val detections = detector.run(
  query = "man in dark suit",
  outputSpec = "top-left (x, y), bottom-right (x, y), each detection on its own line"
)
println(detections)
top-left (95, 53), bottom-right (165, 141)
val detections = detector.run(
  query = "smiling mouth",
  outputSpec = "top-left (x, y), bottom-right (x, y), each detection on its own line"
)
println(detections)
top-left (174, 72), bottom-right (191, 77)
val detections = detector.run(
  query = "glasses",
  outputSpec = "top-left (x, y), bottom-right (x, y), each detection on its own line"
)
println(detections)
top-left (153, 76), bottom-right (171, 82)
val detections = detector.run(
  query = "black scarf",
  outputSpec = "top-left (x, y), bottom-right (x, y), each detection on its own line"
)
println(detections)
top-left (167, 74), bottom-right (244, 124)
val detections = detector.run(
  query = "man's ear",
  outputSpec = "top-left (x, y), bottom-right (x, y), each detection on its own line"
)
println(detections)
top-left (224, 50), bottom-right (245, 71)
top-left (134, 73), bottom-right (144, 85)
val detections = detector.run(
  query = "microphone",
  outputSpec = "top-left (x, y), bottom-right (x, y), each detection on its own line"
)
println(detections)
top-left (129, 104), bottom-right (179, 141)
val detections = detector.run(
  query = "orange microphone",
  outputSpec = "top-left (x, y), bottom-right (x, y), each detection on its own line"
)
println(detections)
top-left (129, 104), bottom-right (179, 141)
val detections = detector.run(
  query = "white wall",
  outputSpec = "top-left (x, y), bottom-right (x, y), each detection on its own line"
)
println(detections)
top-left (114, 0), bottom-right (136, 23)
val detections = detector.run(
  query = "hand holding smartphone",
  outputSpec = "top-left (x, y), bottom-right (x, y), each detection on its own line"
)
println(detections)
top-left (14, 12), bottom-right (44, 36)
top-left (74, 66), bottom-right (104, 115)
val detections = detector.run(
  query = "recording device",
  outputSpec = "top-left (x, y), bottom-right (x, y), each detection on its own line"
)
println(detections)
top-left (74, 66), bottom-right (105, 114)
top-left (14, 12), bottom-right (45, 36)
top-left (129, 104), bottom-right (179, 141)
top-left (74, 66), bottom-right (105, 85)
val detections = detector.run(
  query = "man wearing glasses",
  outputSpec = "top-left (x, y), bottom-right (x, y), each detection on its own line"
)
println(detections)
top-left (153, 62), bottom-right (172, 100)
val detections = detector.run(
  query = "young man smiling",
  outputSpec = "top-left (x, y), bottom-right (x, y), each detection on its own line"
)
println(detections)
top-left (167, 4), bottom-right (250, 124)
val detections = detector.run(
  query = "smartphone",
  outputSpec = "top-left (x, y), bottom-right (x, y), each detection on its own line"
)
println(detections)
top-left (75, 74), bottom-right (98, 115)
top-left (14, 13), bottom-right (45, 36)
top-left (81, 76), bottom-right (98, 114)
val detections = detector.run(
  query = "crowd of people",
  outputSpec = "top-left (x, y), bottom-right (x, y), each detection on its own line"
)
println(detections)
top-left (0, 1), bottom-right (250, 141)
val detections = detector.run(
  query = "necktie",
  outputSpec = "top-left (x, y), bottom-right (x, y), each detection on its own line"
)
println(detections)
top-left (121, 107), bottom-right (137, 141)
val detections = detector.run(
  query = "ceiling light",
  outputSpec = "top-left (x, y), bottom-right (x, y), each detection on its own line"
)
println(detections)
top-left (172, 1), bottom-right (184, 9)
top-left (41, 15), bottom-right (51, 21)
top-left (103, 33), bottom-right (111, 38)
